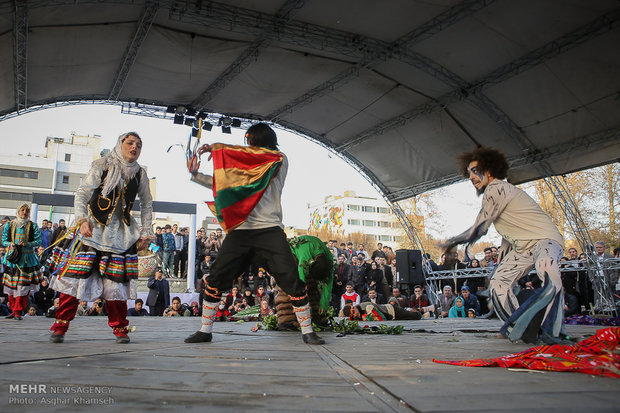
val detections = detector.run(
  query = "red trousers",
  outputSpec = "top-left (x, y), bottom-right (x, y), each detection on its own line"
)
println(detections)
top-left (50, 293), bottom-right (129, 336)
top-left (8, 295), bottom-right (28, 316)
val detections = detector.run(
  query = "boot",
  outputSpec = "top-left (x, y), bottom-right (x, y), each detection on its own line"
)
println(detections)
top-left (302, 332), bottom-right (325, 345)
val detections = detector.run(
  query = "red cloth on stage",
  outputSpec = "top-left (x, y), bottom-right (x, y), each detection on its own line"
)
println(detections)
top-left (433, 327), bottom-right (620, 378)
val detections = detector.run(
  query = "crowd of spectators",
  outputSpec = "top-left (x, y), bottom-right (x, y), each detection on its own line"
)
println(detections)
top-left (2, 215), bottom-right (619, 324)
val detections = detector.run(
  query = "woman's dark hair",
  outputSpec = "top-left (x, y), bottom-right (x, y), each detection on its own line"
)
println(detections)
top-left (245, 123), bottom-right (278, 150)
top-left (456, 146), bottom-right (509, 180)
top-left (469, 259), bottom-right (480, 268)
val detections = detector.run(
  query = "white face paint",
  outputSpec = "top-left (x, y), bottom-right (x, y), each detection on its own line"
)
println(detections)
top-left (467, 161), bottom-right (491, 195)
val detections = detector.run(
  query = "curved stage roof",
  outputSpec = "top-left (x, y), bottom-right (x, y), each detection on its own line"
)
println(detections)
top-left (1, 0), bottom-right (619, 201)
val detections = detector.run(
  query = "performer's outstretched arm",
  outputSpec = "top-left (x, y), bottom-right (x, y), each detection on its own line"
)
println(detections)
top-left (188, 144), bottom-right (213, 189)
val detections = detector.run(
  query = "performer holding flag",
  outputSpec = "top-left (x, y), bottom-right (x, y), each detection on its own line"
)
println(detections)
top-left (184, 123), bottom-right (324, 345)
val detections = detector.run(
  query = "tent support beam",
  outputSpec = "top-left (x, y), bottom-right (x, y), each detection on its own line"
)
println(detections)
top-left (13, 0), bottom-right (28, 113)
top-left (108, 1), bottom-right (158, 101)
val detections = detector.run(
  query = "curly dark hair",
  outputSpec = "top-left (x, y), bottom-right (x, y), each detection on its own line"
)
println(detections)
top-left (456, 146), bottom-right (509, 179)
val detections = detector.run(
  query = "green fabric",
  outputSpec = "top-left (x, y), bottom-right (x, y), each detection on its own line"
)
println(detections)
top-left (288, 235), bottom-right (333, 310)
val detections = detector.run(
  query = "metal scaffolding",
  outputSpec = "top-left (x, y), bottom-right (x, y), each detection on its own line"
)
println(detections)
top-left (13, 0), bottom-right (28, 113)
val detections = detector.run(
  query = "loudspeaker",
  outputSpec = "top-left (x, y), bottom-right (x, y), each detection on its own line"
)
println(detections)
top-left (395, 249), bottom-right (425, 286)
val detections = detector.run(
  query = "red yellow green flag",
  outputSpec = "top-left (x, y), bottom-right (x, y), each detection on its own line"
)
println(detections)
top-left (206, 143), bottom-right (283, 232)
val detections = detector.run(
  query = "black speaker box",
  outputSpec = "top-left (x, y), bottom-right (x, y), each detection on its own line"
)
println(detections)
top-left (395, 249), bottom-right (425, 286)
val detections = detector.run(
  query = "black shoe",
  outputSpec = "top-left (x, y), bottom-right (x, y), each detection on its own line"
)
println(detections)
top-left (540, 331), bottom-right (577, 346)
top-left (49, 333), bottom-right (65, 343)
top-left (116, 335), bottom-right (130, 344)
top-left (14, 315), bottom-right (23, 320)
top-left (302, 332), bottom-right (325, 345)
top-left (184, 331), bottom-right (212, 343)
top-left (5, 314), bottom-right (15, 319)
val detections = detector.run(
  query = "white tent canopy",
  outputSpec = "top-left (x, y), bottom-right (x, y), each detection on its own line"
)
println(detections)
top-left (1, 0), bottom-right (619, 201)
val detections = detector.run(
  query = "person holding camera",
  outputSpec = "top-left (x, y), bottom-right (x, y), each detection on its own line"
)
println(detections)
top-left (88, 298), bottom-right (107, 316)
top-left (2, 204), bottom-right (42, 320)
top-left (146, 267), bottom-right (170, 316)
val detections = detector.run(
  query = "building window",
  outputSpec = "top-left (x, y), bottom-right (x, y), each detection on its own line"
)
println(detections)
top-left (362, 206), bottom-right (375, 213)
top-left (347, 204), bottom-right (360, 211)
top-left (394, 236), bottom-right (405, 244)
top-left (0, 191), bottom-right (32, 201)
top-left (378, 235), bottom-right (392, 242)
top-left (377, 207), bottom-right (389, 214)
top-left (62, 175), bottom-right (69, 184)
top-left (0, 168), bottom-right (38, 179)
top-left (363, 220), bottom-right (376, 227)
top-left (347, 219), bottom-right (360, 226)
top-left (65, 153), bottom-right (71, 162)
top-left (377, 221), bottom-right (391, 228)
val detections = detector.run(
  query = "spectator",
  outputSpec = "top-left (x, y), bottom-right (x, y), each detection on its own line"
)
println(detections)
top-left (459, 286), bottom-right (481, 315)
top-left (155, 226), bottom-right (164, 260)
top-left (88, 298), bottom-right (107, 316)
top-left (361, 287), bottom-right (385, 304)
top-left (127, 298), bottom-right (149, 316)
top-left (24, 305), bottom-right (38, 317)
top-left (46, 297), bottom-right (60, 318)
top-left (410, 285), bottom-right (433, 316)
top-left (423, 253), bottom-right (439, 271)
top-left (215, 227), bottom-right (225, 244)
top-left (340, 282), bottom-right (360, 309)
top-left (333, 253), bottom-right (353, 295)
top-left (34, 277), bottom-right (55, 315)
top-left (162, 225), bottom-right (176, 277)
top-left (198, 254), bottom-right (213, 279)
top-left (448, 296), bottom-right (467, 318)
top-left (390, 287), bottom-right (407, 308)
top-left (564, 290), bottom-right (580, 317)
top-left (146, 267), bottom-right (170, 316)
top-left (366, 261), bottom-right (384, 294)
top-left (371, 242), bottom-right (387, 261)
top-left (378, 257), bottom-right (393, 299)
top-left (437, 285), bottom-right (456, 317)
top-left (190, 301), bottom-right (201, 317)
top-left (195, 228), bottom-right (206, 268)
top-left (356, 244), bottom-right (370, 261)
top-left (225, 287), bottom-right (242, 310)
top-left (76, 301), bottom-right (89, 316)
top-left (51, 219), bottom-right (67, 244)
top-left (480, 247), bottom-right (495, 268)
top-left (326, 240), bottom-right (339, 264)
top-left (164, 296), bottom-right (191, 317)
top-left (259, 298), bottom-right (273, 318)
top-left (343, 242), bottom-right (355, 263)
top-left (342, 301), bottom-right (421, 321)
top-left (255, 285), bottom-right (272, 307)
top-left (467, 308), bottom-right (476, 318)
top-left (40, 219), bottom-right (52, 250)
top-left (242, 288), bottom-right (255, 306)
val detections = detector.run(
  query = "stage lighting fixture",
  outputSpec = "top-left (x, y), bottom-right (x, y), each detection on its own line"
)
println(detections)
top-left (231, 118), bottom-right (241, 127)
top-left (184, 117), bottom-right (194, 126)
top-left (202, 123), bottom-right (213, 131)
top-left (175, 105), bottom-right (186, 115)
top-left (221, 116), bottom-right (232, 127)
top-left (222, 126), bottom-right (231, 134)
top-left (197, 111), bottom-right (208, 120)
top-left (174, 114), bottom-right (184, 124)
top-left (186, 108), bottom-right (197, 117)
top-left (166, 105), bottom-right (176, 113)
top-left (193, 118), bottom-right (201, 128)
top-left (191, 128), bottom-right (200, 137)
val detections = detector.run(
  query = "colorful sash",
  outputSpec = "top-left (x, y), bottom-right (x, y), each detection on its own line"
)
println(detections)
top-left (206, 143), bottom-right (283, 232)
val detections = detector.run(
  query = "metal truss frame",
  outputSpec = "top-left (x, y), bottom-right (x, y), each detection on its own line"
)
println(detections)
top-left (108, 1), bottom-right (159, 101)
top-left (13, 0), bottom-right (28, 113)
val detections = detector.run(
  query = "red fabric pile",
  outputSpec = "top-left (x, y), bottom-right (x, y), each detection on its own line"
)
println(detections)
top-left (433, 327), bottom-right (620, 378)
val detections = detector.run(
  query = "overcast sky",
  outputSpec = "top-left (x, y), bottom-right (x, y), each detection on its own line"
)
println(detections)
top-left (0, 104), bottom-right (500, 244)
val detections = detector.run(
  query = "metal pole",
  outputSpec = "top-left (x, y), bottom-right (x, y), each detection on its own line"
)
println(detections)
top-left (187, 213), bottom-right (196, 293)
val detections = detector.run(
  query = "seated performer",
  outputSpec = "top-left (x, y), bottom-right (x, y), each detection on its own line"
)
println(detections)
top-left (184, 123), bottom-right (324, 344)
top-left (441, 146), bottom-right (568, 344)
top-left (275, 235), bottom-right (333, 330)
top-left (2, 204), bottom-right (43, 320)
top-left (48, 132), bottom-right (154, 343)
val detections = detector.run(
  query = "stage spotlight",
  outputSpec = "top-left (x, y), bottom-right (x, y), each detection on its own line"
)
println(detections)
top-left (231, 118), bottom-right (241, 127)
top-left (221, 116), bottom-right (232, 127)
top-left (193, 118), bottom-right (201, 128)
top-left (186, 108), bottom-right (197, 117)
top-left (191, 128), bottom-right (200, 137)
top-left (166, 105), bottom-right (176, 114)
top-left (174, 114), bottom-right (184, 124)
top-left (197, 111), bottom-right (208, 120)
top-left (222, 126), bottom-right (231, 134)
top-left (202, 123), bottom-right (213, 131)
top-left (184, 117), bottom-right (194, 126)
top-left (175, 105), bottom-right (186, 115)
